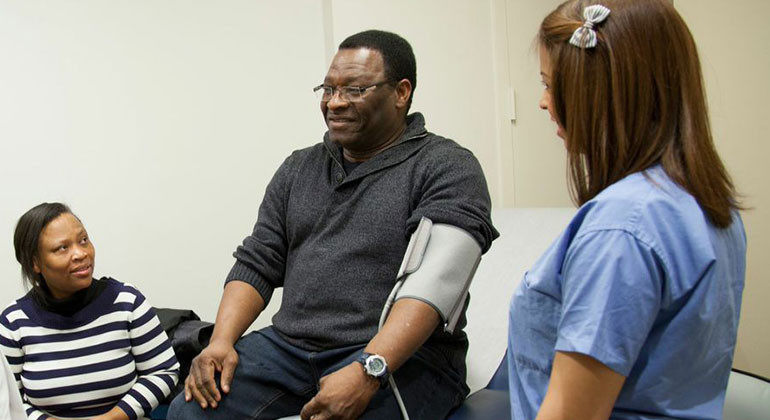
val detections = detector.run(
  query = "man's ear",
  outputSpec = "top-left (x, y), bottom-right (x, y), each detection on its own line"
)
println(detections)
top-left (394, 79), bottom-right (413, 110)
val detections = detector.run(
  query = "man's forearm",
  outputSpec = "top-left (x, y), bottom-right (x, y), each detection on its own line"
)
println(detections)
top-left (363, 298), bottom-right (440, 372)
top-left (210, 280), bottom-right (266, 345)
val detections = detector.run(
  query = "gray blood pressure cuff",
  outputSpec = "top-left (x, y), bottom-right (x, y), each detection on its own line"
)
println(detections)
top-left (394, 217), bottom-right (482, 334)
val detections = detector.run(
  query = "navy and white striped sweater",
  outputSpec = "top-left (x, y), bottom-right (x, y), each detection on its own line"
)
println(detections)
top-left (0, 278), bottom-right (179, 420)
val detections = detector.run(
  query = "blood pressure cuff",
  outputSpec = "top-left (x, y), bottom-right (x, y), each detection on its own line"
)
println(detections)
top-left (394, 217), bottom-right (482, 334)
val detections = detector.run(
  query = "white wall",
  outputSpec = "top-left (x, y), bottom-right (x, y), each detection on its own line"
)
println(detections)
top-left (0, 1), bottom-right (511, 331)
top-left (0, 1), bottom-right (328, 322)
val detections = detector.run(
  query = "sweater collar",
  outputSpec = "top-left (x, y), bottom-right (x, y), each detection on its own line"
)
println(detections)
top-left (19, 277), bottom-right (120, 329)
top-left (323, 112), bottom-right (430, 183)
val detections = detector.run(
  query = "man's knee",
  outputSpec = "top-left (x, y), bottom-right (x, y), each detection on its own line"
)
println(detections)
top-left (167, 392), bottom-right (205, 420)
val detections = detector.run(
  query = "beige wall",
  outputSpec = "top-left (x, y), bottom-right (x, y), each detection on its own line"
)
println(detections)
top-left (505, 0), bottom-right (572, 207)
top-left (676, 0), bottom-right (770, 377)
top-left (502, 0), bottom-right (770, 377)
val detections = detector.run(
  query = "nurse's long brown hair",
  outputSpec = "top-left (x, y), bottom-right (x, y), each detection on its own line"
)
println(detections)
top-left (539, 0), bottom-right (739, 227)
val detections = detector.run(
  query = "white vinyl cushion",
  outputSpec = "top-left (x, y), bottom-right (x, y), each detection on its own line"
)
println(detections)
top-left (723, 370), bottom-right (770, 420)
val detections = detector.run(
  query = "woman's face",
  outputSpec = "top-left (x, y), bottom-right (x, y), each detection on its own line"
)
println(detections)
top-left (539, 47), bottom-right (566, 140)
top-left (33, 213), bottom-right (95, 300)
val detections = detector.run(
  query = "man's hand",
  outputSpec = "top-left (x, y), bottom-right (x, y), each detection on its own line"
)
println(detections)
top-left (184, 339), bottom-right (240, 409)
top-left (299, 362), bottom-right (379, 420)
top-left (298, 299), bottom-right (440, 419)
top-left (181, 280), bottom-right (265, 410)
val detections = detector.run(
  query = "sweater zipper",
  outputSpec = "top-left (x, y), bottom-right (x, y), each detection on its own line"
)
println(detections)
top-left (323, 141), bottom-right (345, 172)
top-left (323, 130), bottom-right (428, 171)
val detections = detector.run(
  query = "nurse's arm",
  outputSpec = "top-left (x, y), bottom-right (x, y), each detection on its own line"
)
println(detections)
top-left (535, 351), bottom-right (626, 420)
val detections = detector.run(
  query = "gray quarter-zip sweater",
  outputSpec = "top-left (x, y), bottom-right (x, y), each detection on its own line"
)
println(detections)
top-left (226, 113), bottom-right (498, 371)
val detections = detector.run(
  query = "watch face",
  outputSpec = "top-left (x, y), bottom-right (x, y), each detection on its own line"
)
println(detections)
top-left (366, 356), bottom-right (387, 376)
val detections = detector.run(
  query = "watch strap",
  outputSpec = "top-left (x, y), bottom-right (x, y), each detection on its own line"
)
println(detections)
top-left (356, 352), bottom-right (389, 389)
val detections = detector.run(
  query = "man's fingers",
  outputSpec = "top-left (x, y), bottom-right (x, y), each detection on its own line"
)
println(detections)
top-left (300, 397), bottom-right (321, 420)
top-left (184, 375), bottom-right (194, 402)
top-left (186, 375), bottom-right (209, 409)
top-left (191, 357), bottom-right (222, 407)
top-left (190, 386), bottom-right (209, 409)
top-left (219, 352), bottom-right (239, 394)
top-left (197, 368), bottom-right (221, 406)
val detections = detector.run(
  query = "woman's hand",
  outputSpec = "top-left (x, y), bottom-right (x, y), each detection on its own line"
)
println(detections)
top-left (88, 405), bottom-right (130, 420)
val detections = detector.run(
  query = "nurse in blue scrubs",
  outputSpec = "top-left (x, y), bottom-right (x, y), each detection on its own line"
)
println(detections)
top-left (507, 1), bottom-right (747, 420)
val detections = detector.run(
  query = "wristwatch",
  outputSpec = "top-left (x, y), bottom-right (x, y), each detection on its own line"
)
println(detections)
top-left (356, 352), bottom-right (389, 388)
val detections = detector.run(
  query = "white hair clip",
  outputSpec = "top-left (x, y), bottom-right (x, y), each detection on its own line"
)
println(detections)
top-left (569, 4), bottom-right (611, 48)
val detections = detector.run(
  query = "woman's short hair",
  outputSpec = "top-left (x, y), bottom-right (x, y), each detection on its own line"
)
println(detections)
top-left (539, 0), bottom-right (738, 227)
top-left (14, 202), bottom-right (72, 293)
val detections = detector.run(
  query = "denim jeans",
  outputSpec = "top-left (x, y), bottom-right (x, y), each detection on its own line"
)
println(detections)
top-left (167, 327), bottom-right (468, 420)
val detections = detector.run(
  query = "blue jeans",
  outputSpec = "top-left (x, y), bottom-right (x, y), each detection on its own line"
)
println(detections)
top-left (167, 327), bottom-right (468, 420)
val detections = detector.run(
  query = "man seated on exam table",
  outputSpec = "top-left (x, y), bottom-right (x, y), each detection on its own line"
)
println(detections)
top-left (168, 29), bottom-right (498, 420)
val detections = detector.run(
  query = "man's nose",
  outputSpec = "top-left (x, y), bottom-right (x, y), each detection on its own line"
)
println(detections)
top-left (326, 90), bottom-right (349, 110)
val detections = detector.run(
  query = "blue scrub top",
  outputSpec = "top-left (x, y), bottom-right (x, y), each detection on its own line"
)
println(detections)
top-left (508, 165), bottom-right (746, 420)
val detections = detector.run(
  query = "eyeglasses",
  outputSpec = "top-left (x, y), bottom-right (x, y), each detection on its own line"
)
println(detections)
top-left (312, 80), bottom-right (393, 103)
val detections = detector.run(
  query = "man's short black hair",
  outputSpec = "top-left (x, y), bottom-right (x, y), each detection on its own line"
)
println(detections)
top-left (339, 30), bottom-right (416, 112)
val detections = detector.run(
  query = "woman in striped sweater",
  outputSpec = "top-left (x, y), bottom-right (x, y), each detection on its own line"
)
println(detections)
top-left (0, 203), bottom-right (179, 420)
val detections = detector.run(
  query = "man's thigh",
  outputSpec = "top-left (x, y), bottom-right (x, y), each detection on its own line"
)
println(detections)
top-left (362, 360), bottom-right (466, 420)
top-left (167, 327), bottom-right (316, 420)
top-left (317, 348), bottom-right (467, 420)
